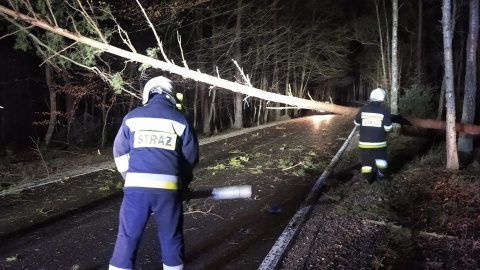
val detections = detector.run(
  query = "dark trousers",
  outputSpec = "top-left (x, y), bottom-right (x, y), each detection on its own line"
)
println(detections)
top-left (360, 147), bottom-right (388, 181)
top-left (110, 187), bottom-right (184, 269)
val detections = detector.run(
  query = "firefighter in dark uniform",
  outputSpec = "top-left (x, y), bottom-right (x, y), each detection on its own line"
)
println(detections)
top-left (354, 88), bottom-right (392, 183)
top-left (109, 76), bottom-right (199, 270)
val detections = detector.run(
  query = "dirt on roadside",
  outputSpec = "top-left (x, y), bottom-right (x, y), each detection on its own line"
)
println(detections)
top-left (280, 131), bottom-right (480, 270)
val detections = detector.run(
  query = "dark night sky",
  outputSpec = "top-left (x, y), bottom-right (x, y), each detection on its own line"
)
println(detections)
top-left (339, 0), bottom-right (366, 19)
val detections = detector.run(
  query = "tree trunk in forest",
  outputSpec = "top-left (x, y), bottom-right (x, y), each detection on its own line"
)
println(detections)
top-left (193, 82), bottom-right (198, 129)
top-left (233, 0), bottom-right (244, 129)
top-left (458, 0), bottom-right (479, 153)
top-left (194, 8), bottom-right (211, 135)
top-left (376, 0), bottom-right (388, 87)
top-left (42, 62), bottom-right (57, 149)
top-left (442, 0), bottom-right (459, 170)
top-left (391, 0), bottom-right (399, 115)
top-left (65, 91), bottom-right (76, 144)
top-left (383, 0), bottom-right (392, 85)
top-left (200, 82), bottom-right (210, 134)
top-left (286, 33), bottom-right (292, 112)
top-left (100, 92), bottom-right (114, 148)
top-left (206, 88), bottom-right (217, 133)
top-left (437, 76), bottom-right (446, 120)
top-left (454, 25), bottom-right (465, 99)
top-left (273, 4), bottom-right (281, 120)
top-left (0, 88), bottom-right (4, 146)
top-left (416, 0), bottom-right (423, 84)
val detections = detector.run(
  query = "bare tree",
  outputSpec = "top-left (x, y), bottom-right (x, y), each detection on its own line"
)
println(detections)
top-left (442, 0), bottom-right (459, 169)
top-left (458, 0), bottom-right (479, 153)
top-left (391, 0), bottom-right (399, 115)
top-left (42, 62), bottom-right (57, 148)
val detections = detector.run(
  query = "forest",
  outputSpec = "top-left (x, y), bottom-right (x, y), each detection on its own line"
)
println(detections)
top-left (0, 0), bottom-right (478, 165)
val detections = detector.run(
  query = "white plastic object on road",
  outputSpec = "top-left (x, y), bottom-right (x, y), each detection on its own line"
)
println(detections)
top-left (212, 185), bottom-right (252, 199)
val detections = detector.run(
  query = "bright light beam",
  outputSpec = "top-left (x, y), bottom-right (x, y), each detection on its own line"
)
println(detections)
top-left (310, 114), bottom-right (335, 131)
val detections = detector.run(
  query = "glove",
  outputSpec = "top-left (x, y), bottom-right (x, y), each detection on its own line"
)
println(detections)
top-left (390, 114), bottom-right (411, 125)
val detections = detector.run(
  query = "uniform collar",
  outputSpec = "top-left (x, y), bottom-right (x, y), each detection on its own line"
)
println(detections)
top-left (145, 93), bottom-right (176, 108)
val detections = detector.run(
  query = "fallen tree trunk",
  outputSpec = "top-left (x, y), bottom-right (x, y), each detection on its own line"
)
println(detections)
top-left (1, 5), bottom-right (480, 136)
top-left (401, 116), bottom-right (480, 135)
top-left (0, 4), bottom-right (357, 116)
top-left (391, 114), bottom-right (480, 135)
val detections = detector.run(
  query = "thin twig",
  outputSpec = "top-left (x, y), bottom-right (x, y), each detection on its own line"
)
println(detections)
top-left (75, 0), bottom-right (107, 43)
top-left (115, 24), bottom-right (136, 52)
top-left (39, 41), bottom-right (79, 66)
top-left (282, 162), bottom-right (304, 171)
top-left (45, 0), bottom-right (58, 27)
top-left (135, 0), bottom-right (171, 64)
top-left (177, 30), bottom-right (188, 69)
top-left (184, 203), bottom-right (224, 219)
top-left (0, 25), bottom-right (34, 40)
top-left (232, 59), bottom-right (252, 87)
top-left (363, 219), bottom-right (458, 239)
top-left (30, 137), bottom-right (50, 179)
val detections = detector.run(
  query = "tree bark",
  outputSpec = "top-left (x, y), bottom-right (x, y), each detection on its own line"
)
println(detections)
top-left (442, 0), bottom-right (459, 170)
top-left (100, 92), bottom-right (114, 147)
top-left (200, 82), bottom-right (210, 134)
top-left (436, 76), bottom-right (446, 120)
top-left (42, 62), bottom-right (57, 148)
top-left (458, 0), bottom-right (479, 153)
top-left (375, 0), bottom-right (388, 87)
top-left (194, 8), bottom-right (211, 135)
top-left (233, 0), bottom-right (244, 129)
top-left (206, 88), bottom-right (217, 133)
top-left (391, 0), bottom-right (399, 115)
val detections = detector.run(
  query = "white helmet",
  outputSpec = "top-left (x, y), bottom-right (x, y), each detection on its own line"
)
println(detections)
top-left (142, 76), bottom-right (173, 105)
top-left (370, 88), bottom-right (386, 102)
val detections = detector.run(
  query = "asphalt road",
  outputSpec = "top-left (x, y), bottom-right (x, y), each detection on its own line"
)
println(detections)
top-left (0, 115), bottom-right (354, 270)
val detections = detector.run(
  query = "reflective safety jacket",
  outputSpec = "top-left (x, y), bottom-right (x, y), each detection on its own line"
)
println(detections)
top-left (113, 93), bottom-right (199, 190)
top-left (354, 101), bottom-right (393, 148)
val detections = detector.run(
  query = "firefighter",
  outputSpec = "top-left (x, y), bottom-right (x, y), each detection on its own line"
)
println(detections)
top-left (354, 88), bottom-right (392, 183)
top-left (109, 76), bottom-right (199, 270)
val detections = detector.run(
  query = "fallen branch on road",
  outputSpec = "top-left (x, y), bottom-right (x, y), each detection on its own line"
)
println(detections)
top-left (362, 219), bottom-right (457, 239)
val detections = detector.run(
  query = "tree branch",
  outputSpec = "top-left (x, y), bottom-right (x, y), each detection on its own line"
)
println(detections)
top-left (135, 0), bottom-right (171, 64)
